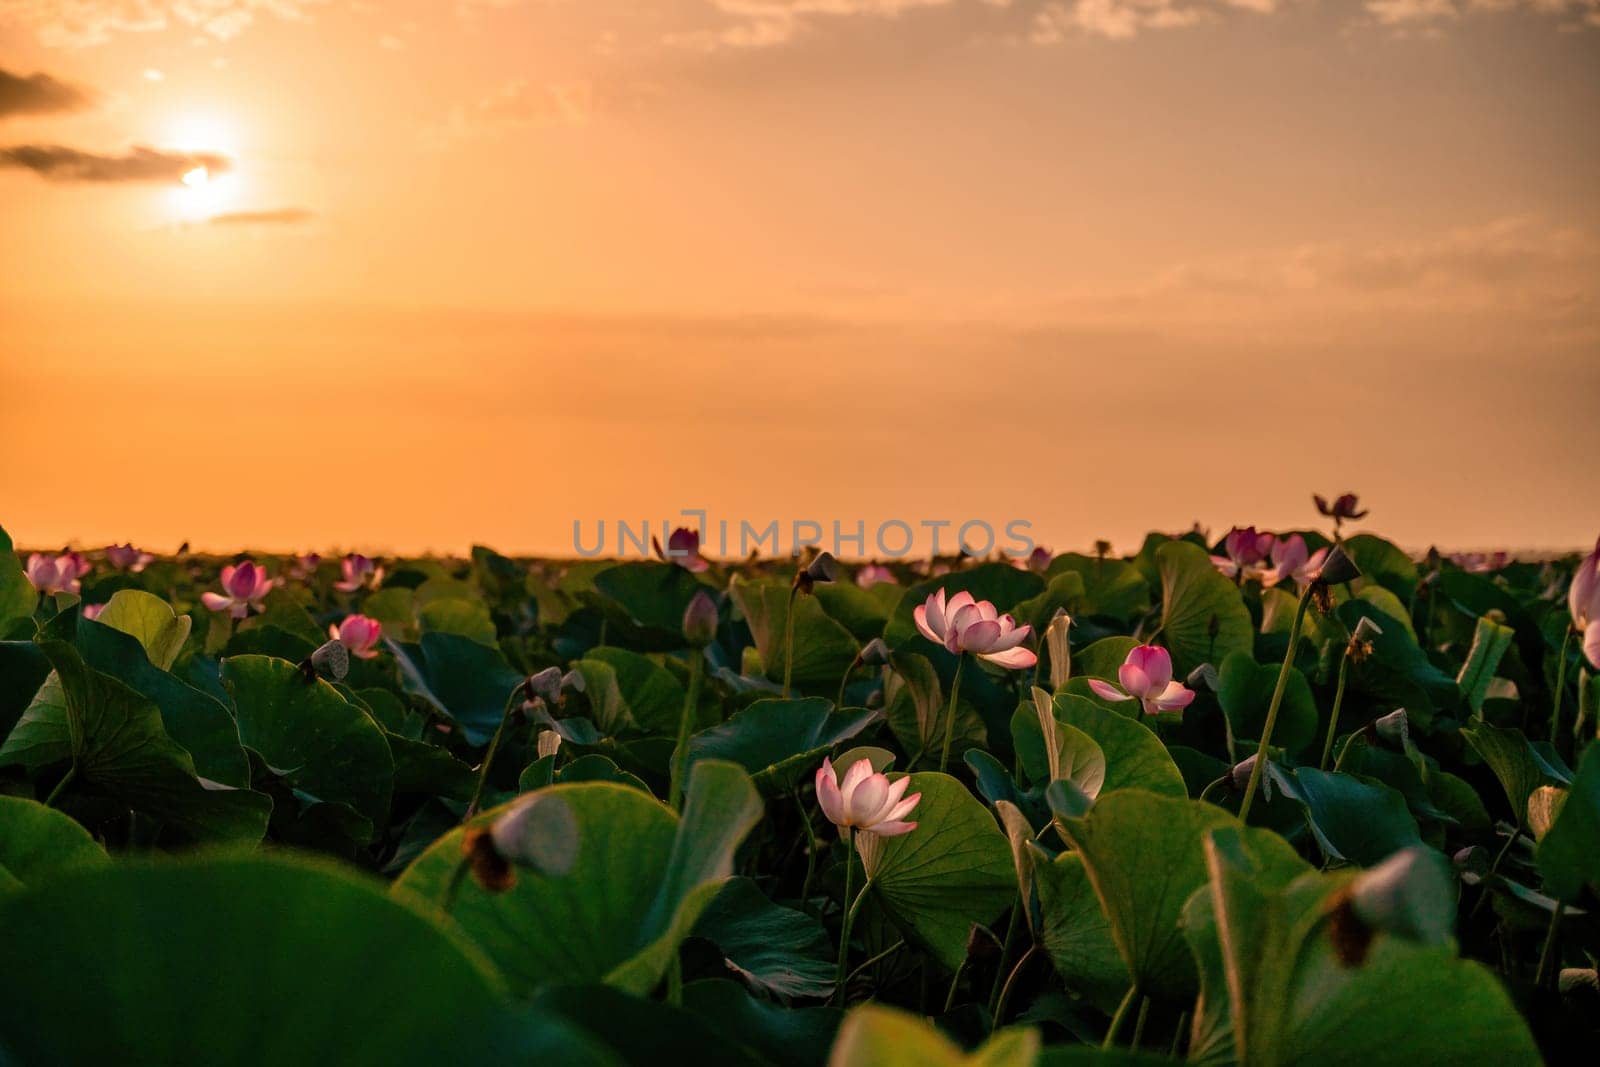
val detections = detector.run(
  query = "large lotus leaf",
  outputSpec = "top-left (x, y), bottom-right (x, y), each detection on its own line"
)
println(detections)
top-left (1053, 790), bottom-right (1311, 1001)
top-left (1046, 554), bottom-right (1152, 623)
top-left (393, 761), bottom-right (762, 996)
top-left (386, 732), bottom-right (478, 800)
top-left (417, 597), bottom-right (499, 646)
top-left (728, 577), bottom-right (860, 691)
top-left (0, 854), bottom-right (530, 1064)
top-left (576, 646), bottom-right (686, 735)
top-left (1335, 600), bottom-right (1459, 718)
top-left (390, 630), bottom-right (526, 744)
top-left (222, 655), bottom-right (395, 832)
top-left (1456, 614), bottom-right (1515, 716)
top-left (687, 697), bottom-right (876, 795)
top-left (0, 525), bottom-right (36, 631)
top-left (0, 643), bottom-right (269, 843)
top-left (882, 563), bottom-right (1046, 650)
top-left (77, 617), bottom-right (249, 787)
top-left (681, 979), bottom-right (843, 1067)
top-left (1217, 650), bottom-right (1319, 755)
top-left (1338, 534), bottom-right (1418, 597)
top-left (1538, 743), bottom-right (1600, 901)
top-left (1156, 541), bottom-right (1253, 677)
top-left (0, 794), bottom-right (109, 890)
top-left (1015, 693), bottom-right (1185, 799)
top-left (1271, 768), bottom-right (1421, 866)
top-left (0, 640), bottom-right (50, 744)
top-left (1010, 571), bottom-right (1088, 636)
top-left (1460, 721), bottom-right (1548, 827)
top-left (813, 580), bottom-right (894, 641)
top-left (91, 589), bottom-right (191, 670)
top-left (592, 561), bottom-right (709, 648)
top-left (885, 651), bottom-right (985, 768)
top-left (691, 876), bottom-right (835, 1001)
top-left (865, 771), bottom-right (1016, 970)
top-left (1029, 844), bottom-right (1128, 1010)
top-left (827, 1004), bottom-right (1039, 1067)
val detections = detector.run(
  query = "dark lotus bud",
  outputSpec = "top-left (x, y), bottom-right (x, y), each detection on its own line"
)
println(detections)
top-left (1347, 847), bottom-right (1454, 946)
top-left (1316, 544), bottom-right (1361, 586)
top-left (461, 827), bottom-right (515, 893)
top-left (682, 590), bottom-right (719, 646)
top-left (1094, 540), bottom-right (1112, 559)
top-left (304, 639), bottom-right (349, 684)
top-left (1187, 662), bottom-right (1219, 691)
top-left (525, 666), bottom-right (563, 705)
top-left (805, 551), bottom-right (840, 583)
top-left (1373, 708), bottom-right (1409, 748)
top-left (860, 637), bottom-right (891, 666)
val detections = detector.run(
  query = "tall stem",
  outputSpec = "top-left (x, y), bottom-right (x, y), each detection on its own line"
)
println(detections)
top-left (782, 585), bottom-right (800, 698)
top-left (1130, 996), bottom-right (1151, 1050)
top-left (44, 764), bottom-right (76, 808)
top-left (1536, 900), bottom-right (1565, 989)
top-left (668, 652), bottom-right (704, 810)
top-left (1549, 628), bottom-right (1574, 747)
top-left (835, 652), bottom-right (862, 710)
top-left (1319, 651), bottom-right (1352, 772)
top-left (987, 894), bottom-right (1024, 1017)
top-left (465, 687), bottom-right (523, 820)
top-left (834, 828), bottom-right (856, 1006)
top-left (1238, 586), bottom-right (1313, 822)
top-left (1103, 984), bottom-right (1139, 1050)
top-left (796, 790), bottom-right (820, 914)
top-left (939, 654), bottom-right (968, 774)
top-left (992, 943), bottom-right (1039, 1030)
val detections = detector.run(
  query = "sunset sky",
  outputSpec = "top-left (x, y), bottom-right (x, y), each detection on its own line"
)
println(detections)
top-left (1, 0), bottom-right (1596, 559)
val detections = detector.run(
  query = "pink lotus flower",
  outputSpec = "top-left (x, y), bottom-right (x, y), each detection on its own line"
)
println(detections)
top-left (913, 588), bottom-right (1037, 669)
top-left (855, 563), bottom-right (896, 588)
top-left (201, 561), bottom-right (275, 618)
top-left (1210, 526), bottom-right (1276, 579)
top-left (1259, 534), bottom-right (1329, 590)
top-left (1015, 546), bottom-right (1052, 573)
top-left (815, 757), bottom-right (920, 837)
top-left (25, 552), bottom-right (87, 595)
top-left (1451, 551), bottom-right (1509, 574)
top-left (334, 553), bottom-right (384, 593)
top-left (290, 553), bottom-right (322, 580)
top-left (1087, 645), bottom-right (1197, 716)
top-left (104, 544), bottom-right (153, 572)
top-left (329, 614), bottom-right (383, 659)
top-left (82, 603), bottom-right (106, 620)
top-left (1315, 493), bottom-right (1368, 522)
top-left (1570, 536), bottom-right (1600, 670)
top-left (652, 527), bottom-right (710, 572)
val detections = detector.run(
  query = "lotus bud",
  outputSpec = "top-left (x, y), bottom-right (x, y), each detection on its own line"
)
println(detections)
top-left (1230, 754), bottom-right (1259, 792)
top-left (1372, 708), bottom-right (1409, 747)
top-left (1187, 662), bottom-right (1220, 692)
top-left (535, 729), bottom-right (562, 759)
top-left (304, 639), bottom-right (350, 684)
top-left (1046, 611), bottom-right (1072, 689)
top-left (860, 637), bottom-right (891, 666)
top-left (682, 590), bottom-right (719, 646)
top-left (1343, 847), bottom-right (1455, 948)
top-left (525, 666), bottom-right (564, 706)
top-left (1094, 540), bottom-right (1112, 560)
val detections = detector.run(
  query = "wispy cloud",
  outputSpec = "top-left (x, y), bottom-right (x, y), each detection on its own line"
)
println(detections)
top-left (0, 67), bottom-right (93, 119)
top-left (424, 78), bottom-right (655, 145)
top-left (0, 0), bottom-right (328, 48)
top-left (202, 206), bottom-right (314, 225)
top-left (0, 143), bottom-right (229, 182)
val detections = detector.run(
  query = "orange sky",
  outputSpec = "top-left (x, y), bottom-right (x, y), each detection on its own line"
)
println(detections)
top-left (1, 1), bottom-right (1596, 558)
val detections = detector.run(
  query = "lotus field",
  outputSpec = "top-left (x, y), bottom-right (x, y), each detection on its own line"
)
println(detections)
top-left (3, 510), bottom-right (1599, 1066)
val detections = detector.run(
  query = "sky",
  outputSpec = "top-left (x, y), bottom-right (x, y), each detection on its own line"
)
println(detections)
top-left (0, 0), bottom-right (1596, 559)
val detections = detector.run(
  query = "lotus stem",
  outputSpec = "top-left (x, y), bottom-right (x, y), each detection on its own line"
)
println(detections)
top-left (1471, 823), bottom-right (1524, 919)
top-left (1549, 628), bottom-right (1573, 749)
top-left (1238, 585), bottom-right (1313, 822)
top-left (943, 957), bottom-right (968, 1013)
top-left (987, 894), bottom-right (1024, 1018)
top-left (668, 651), bottom-right (704, 810)
top-left (1131, 995), bottom-right (1150, 1050)
top-left (1319, 649), bottom-right (1353, 772)
top-left (992, 942), bottom-right (1039, 1030)
top-left (796, 790), bottom-right (820, 915)
top-left (939, 653), bottom-right (967, 773)
top-left (848, 939), bottom-right (906, 989)
top-left (782, 585), bottom-right (799, 698)
top-left (1170, 1012), bottom-right (1190, 1058)
top-left (1103, 984), bottom-right (1139, 1050)
top-left (43, 764), bottom-right (76, 809)
top-left (834, 827), bottom-right (856, 1006)
top-left (1536, 901), bottom-right (1565, 989)
top-left (835, 650), bottom-right (862, 710)
top-left (465, 686), bottom-right (523, 820)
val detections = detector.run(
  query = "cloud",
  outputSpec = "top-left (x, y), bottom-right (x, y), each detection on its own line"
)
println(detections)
top-left (1364, 0), bottom-right (1457, 24)
top-left (203, 206), bottom-right (314, 225)
top-left (0, 0), bottom-right (327, 48)
top-left (0, 143), bottom-right (230, 182)
top-left (425, 78), bottom-right (655, 145)
top-left (0, 67), bottom-right (93, 118)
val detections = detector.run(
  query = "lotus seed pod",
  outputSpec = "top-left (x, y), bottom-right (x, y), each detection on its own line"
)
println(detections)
top-left (1373, 708), bottom-right (1409, 747)
top-left (1317, 544), bottom-right (1361, 586)
top-left (805, 550), bottom-right (840, 583)
top-left (525, 666), bottom-right (563, 705)
top-left (307, 639), bottom-right (349, 683)
top-left (1348, 846), bottom-right (1455, 946)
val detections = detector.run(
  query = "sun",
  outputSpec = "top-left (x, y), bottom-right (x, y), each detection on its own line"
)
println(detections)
top-left (182, 166), bottom-right (209, 188)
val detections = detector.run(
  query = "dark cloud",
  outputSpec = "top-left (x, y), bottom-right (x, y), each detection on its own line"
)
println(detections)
top-left (0, 67), bottom-right (93, 118)
top-left (204, 207), bottom-right (315, 225)
top-left (0, 144), bottom-right (230, 183)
